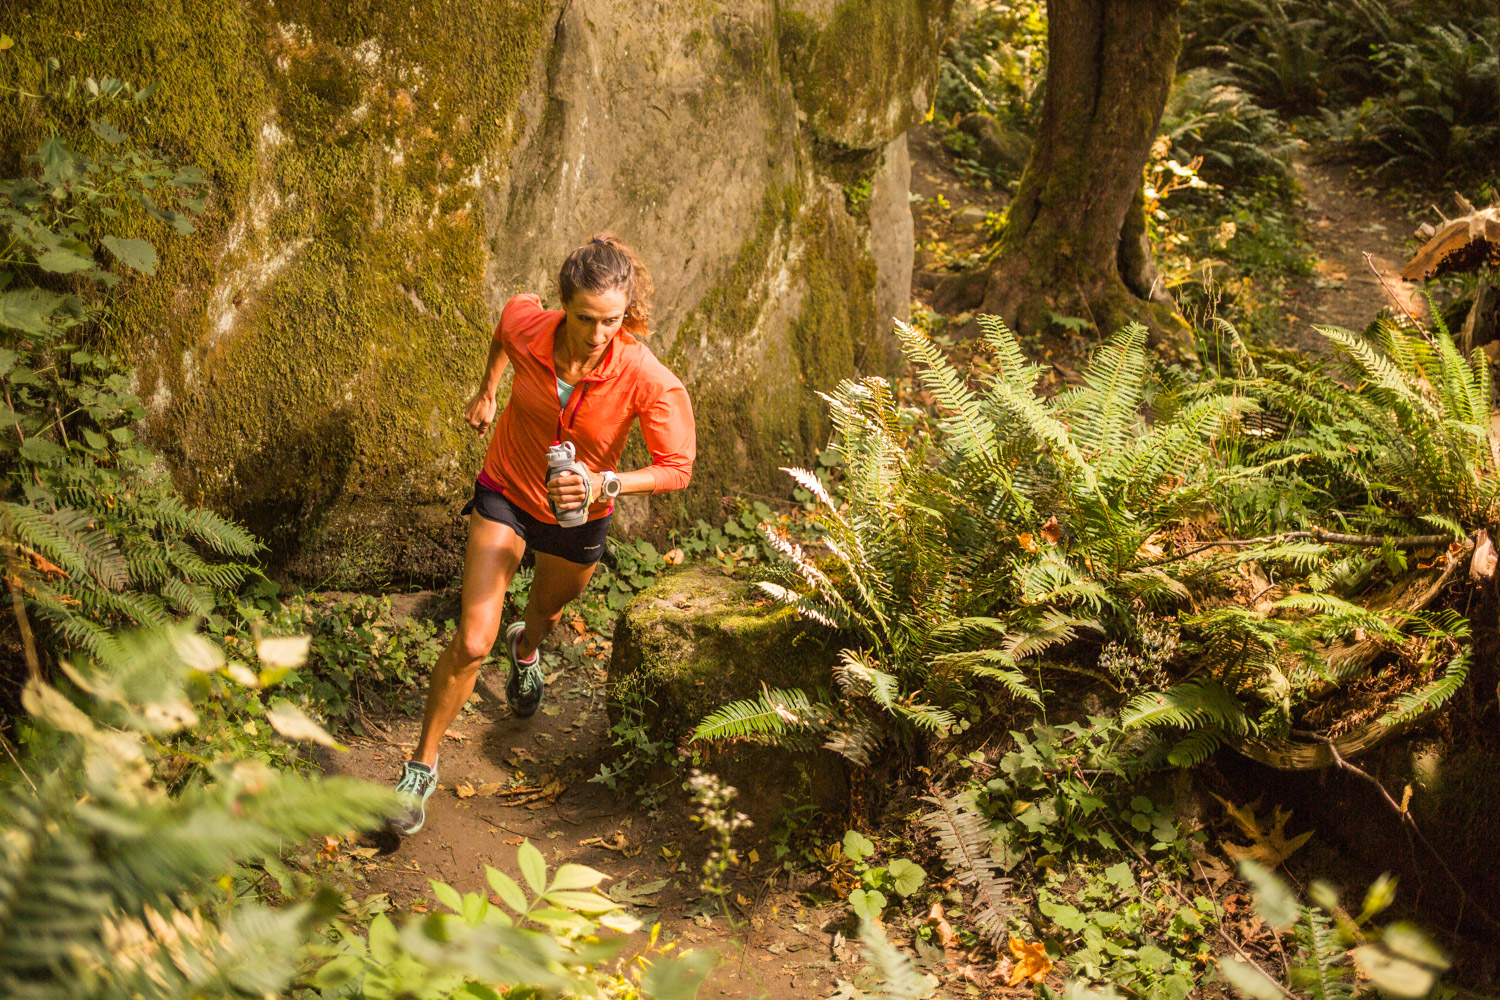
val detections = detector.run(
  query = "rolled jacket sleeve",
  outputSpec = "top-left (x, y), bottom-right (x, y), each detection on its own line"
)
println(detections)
top-left (638, 381), bottom-right (695, 493)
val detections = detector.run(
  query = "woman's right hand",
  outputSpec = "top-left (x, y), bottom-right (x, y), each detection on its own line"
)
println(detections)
top-left (464, 391), bottom-right (497, 433)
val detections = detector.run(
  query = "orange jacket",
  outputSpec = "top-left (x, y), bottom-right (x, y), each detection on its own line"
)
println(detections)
top-left (480, 293), bottom-right (695, 524)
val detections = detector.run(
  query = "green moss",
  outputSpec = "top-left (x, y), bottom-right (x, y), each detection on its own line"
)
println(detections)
top-left (609, 565), bottom-right (840, 738)
top-left (1, 0), bottom-right (551, 586)
top-left (777, 0), bottom-right (952, 149)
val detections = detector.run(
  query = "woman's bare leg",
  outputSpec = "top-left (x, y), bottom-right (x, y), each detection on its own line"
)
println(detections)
top-left (515, 551), bottom-right (599, 660)
top-left (411, 514), bottom-right (525, 766)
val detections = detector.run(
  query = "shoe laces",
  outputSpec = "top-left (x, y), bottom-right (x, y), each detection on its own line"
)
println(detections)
top-left (396, 764), bottom-right (434, 796)
top-left (518, 659), bottom-right (544, 696)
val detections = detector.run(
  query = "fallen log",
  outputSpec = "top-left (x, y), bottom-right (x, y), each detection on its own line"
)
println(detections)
top-left (1228, 535), bottom-right (1474, 770)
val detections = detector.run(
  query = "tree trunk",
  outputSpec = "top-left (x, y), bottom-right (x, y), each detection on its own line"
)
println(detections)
top-left (982, 0), bottom-right (1189, 346)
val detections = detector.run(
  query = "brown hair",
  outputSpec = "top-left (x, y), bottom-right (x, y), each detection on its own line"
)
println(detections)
top-left (558, 232), bottom-right (654, 337)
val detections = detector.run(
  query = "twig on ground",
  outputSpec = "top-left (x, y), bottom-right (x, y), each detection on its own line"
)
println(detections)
top-left (1319, 736), bottom-right (1500, 932)
top-left (1364, 251), bottom-right (1429, 339)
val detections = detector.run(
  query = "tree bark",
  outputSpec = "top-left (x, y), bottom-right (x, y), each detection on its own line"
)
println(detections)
top-left (982, 0), bottom-right (1189, 346)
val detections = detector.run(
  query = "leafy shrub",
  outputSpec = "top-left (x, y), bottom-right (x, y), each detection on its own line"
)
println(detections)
top-left (1, 81), bottom-right (256, 664)
top-left (935, 0), bottom-right (1047, 127)
top-left (1320, 22), bottom-right (1499, 179)
top-left (1160, 68), bottom-right (1298, 197)
top-left (693, 317), bottom-right (1243, 760)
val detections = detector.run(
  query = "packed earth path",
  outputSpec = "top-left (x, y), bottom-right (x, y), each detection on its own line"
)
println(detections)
top-left (1281, 153), bottom-right (1428, 352)
top-left (323, 596), bottom-right (878, 1000)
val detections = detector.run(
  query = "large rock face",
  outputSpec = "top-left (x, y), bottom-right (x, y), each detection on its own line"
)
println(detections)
top-left (1, 0), bottom-right (948, 586)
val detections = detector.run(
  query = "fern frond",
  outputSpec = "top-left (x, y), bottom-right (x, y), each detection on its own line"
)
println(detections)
top-left (1379, 648), bottom-right (1470, 727)
top-left (1120, 679), bottom-right (1253, 735)
top-left (690, 686), bottom-right (827, 743)
top-left (919, 792), bottom-right (1013, 948)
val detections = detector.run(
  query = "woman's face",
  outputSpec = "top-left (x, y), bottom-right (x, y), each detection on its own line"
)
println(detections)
top-left (561, 286), bottom-right (630, 353)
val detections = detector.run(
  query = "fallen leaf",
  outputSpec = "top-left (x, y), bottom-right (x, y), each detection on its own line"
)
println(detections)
top-left (348, 846), bottom-right (380, 859)
top-left (444, 729), bottom-right (468, 742)
top-left (927, 902), bottom-right (958, 949)
top-left (504, 836), bottom-right (523, 845)
top-left (27, 550), bottom-right (68, 578)
top-left (1471, 529), bottom-right (1495, 581)
top-left (664, 548), bottom-right (685, 565)
top-left (1213, 794), bottom-right (1314, 869)
top-left (1040, 516), bottom-right (1063, 546)
top-left (319, 836), bottom-right (341, 861)
top-left (1008, 936), bottom-right (1052, 986)
top-left (607, 876), bottom-right (670, 905)
top-left (570, 615), bottom-right (586, 635)
top-left (455, 781), bottom-right (476, 799)
top-left (1017, 532), bottom-right (1038, 553)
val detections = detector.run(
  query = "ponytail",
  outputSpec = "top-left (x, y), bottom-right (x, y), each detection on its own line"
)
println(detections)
top-left (558, 232), bottom-right (654, 337)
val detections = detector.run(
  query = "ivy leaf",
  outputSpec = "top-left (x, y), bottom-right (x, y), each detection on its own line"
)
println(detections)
top-left (887, 858), bottom-right (926, 897)
top-left (101, 236), bottom-right (158, 275)
top-left (0, 288), bottom-right (64, 333)
top-left (90, 118), bottom-right (126, 145)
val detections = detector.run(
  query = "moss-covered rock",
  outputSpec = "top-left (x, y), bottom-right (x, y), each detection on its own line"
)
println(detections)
top-left (609, 564), bottom-right (848, 823)
top-left (608, 565), bottom-right (840, 735)
top-left (1, 0), bottom-right (949, 586)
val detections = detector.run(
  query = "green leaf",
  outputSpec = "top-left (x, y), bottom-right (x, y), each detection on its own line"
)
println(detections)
top-left (366, 913), bottom-right (397, 964)
top-left (1238, 860), bottom-right (1298, 930)
top-left (887, 858), bottom-right (925, 897)
top-left (84, 429), bottom-right (108, 450)
top-left (1217, 956), bottom-right (1282, 1000)
top-left (486, 866), bottom-right (527, 912)
top-left (101, 235), bottom-right (158, 275)
top-left (1352, 924), bottom-right (1449, 999)
top-left (640, 951), bottom-right (717, 1000)
top-left (542, 889), bottom-right (620, 914)
top-left (848, 888), bottom-right (887, 923)
top-left (429, 879), bottom-right (464, 913)
top-left (36, 249), bottom-right (95, 274)
top-left (517, 840), bottom-right (547, 894)
top-left (1104, 861), bottom-right (1135, 891)
top-left (38, 136), bottom-right (82, 187)
top-left (90, 118), bottom-right (126, 145)
top-left (843, 829), bottom-right (875, 862)
top-left (549, 862), bottom-right (608, 892)
top-left (0, 289), bottom-right (65, 335)
top-left (134, 80), bottom-right (160, 102)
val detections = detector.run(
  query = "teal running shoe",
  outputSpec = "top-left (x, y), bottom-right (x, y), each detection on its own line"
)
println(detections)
top-left (505, 622), bottom-right (545, 718)
top-left (389, 759), bottom-right (438, 836)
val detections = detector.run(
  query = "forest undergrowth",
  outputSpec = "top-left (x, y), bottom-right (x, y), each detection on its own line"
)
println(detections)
top-left (4, 6), bottom-right (1500, 1000)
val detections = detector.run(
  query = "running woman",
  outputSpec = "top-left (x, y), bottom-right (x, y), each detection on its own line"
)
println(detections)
top-left (389, 233), bottom-right (695, 836)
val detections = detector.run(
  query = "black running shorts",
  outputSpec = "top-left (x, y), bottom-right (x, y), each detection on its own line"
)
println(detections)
top-left (461, 480), bottom-right (610, 565)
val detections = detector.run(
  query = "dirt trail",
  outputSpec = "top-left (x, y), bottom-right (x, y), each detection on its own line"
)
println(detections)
top-left (1281, 155), bottom-right (1425, 351)
top-left (325, 610), bottom-right (860, 999)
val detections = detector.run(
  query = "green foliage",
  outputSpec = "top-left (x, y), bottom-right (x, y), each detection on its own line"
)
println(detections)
top-left (1183, 0), bottom-right (1497, 182)
top-left (1221, 862), bottom-right (1449, 1000)
top-left (935, 1), bottom-right (1046, 128)
top-left (0, 86), bottom-right (256, 663)
top-left (0, 626), bottom-right (396, 1000)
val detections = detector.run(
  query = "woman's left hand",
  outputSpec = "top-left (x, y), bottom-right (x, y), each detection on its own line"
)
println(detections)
top-left (548, 469), bottom-right (600, 512)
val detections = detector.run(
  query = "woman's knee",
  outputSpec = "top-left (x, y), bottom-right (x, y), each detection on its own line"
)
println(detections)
top-left (452, 622), bottom-right (500, 665)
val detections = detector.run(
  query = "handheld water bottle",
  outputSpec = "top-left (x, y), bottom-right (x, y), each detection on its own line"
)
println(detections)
top-left (545, 440), bottom-right (592, 528)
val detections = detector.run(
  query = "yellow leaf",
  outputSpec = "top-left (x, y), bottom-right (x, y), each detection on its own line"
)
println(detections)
top-left (747, 848), bottom-right (759, 864)
top-left (0, 35), bottom-right (15, 51)
top-left (456, 781), bottom-right (476, 799)
top-left (1213, 794), bottom-right (1314, 869)
top-left (1017, 532), bottom-right (1038, 553)
top-left (1008, 936), bottom-right (1053, 986)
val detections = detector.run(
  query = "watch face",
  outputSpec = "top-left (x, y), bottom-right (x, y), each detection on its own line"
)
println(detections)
top-left (605, 475), bottom-right (621, 498)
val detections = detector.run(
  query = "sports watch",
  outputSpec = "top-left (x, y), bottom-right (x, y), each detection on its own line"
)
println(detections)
top-left (600, 470), bottom-right (623, 500)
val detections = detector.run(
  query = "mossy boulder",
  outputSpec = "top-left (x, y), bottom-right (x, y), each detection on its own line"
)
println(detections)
top-left (608, 565), bottom-right (840, 736)
top-left (1, 1), bottom-right (950, 586)
top-left (609, 564), bottom-right (848, 822)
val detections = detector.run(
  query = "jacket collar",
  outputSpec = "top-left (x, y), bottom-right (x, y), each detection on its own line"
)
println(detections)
top-left (530, 312), bottom-right (638, 382)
